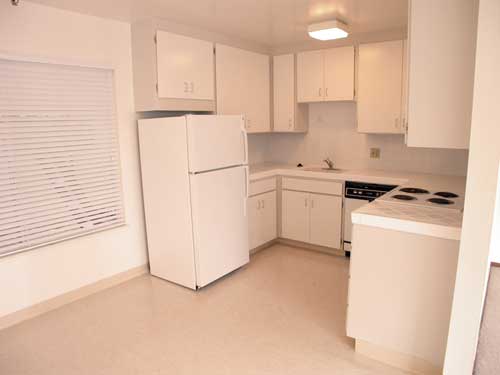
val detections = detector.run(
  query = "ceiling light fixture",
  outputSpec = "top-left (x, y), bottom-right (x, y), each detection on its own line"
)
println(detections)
top-left (308, 19), bottom-right (350, 41)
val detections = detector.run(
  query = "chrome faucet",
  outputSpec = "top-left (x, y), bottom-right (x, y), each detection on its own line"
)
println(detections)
top-left (323, 157), bottom-right (334, 170)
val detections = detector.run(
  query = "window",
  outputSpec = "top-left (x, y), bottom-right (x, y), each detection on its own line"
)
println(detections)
top-left (0, 57), bottom-right (125, 257)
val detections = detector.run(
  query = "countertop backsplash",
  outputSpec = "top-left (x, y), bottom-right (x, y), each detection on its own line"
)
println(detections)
top-left (248, 102), bottom-right (469, 176)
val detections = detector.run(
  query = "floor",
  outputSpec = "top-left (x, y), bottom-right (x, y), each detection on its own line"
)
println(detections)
top-left (0, 244), bottom-right (409, 375)
top-left (474, 266), bottom-right (500, 374)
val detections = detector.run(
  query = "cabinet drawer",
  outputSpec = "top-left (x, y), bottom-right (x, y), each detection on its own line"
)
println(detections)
top-left (282, 177), bottom-right (342, 196)
top-left (249, 177), bottom-right (276, 196)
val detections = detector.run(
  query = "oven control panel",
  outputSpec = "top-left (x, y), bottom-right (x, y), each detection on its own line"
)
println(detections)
top-left (344, 181), bottom-right (398, 201)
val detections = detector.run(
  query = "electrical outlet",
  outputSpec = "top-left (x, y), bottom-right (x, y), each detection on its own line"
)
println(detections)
top-left (370, 148), bottom-right (381, 159)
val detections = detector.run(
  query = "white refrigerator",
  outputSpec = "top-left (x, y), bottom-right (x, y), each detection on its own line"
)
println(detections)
top-left (138, 115), bottom-right (250, 289)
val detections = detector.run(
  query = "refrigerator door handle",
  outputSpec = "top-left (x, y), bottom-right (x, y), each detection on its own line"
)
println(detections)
top-left (243, 166), bottom-right (249, 217)
top-left (244, 166), bottom-right (249, 198)
top-left (241, 121), bottom-right (248, 165)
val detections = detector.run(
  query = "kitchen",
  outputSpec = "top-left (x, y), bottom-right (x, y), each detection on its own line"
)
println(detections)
top-left (0, 0), bottom-right (498, 375)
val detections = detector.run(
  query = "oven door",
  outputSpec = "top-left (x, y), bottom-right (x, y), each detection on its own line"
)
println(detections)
top-left (343, 198), bottom-right (371, 251)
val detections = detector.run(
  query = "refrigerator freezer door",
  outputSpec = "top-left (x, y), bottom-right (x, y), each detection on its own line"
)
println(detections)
top-left (189, 166), bottom-right (250, 287)
top-left (186, 115), bottom-right (247, 173)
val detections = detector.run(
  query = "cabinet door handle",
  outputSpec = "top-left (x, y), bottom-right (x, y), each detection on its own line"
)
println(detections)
top-left (190, 81), bottom-right (194, 93)
top-left (257, 200), bottom-right (261, 210)
top-left (289, 118), bottom-right (292, 129)
top-left (311, 199), bottom-right (314, 208)
top-left (319, 88), bottom-right (322, 97)
top-left (261, 200), bottom-right (265, 209)
top-left (305, 198), bottom-right (308, 207)
top-left (325, 88), bottom-right (329, 97)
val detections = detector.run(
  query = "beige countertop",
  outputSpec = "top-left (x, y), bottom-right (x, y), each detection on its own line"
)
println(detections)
top-left (351, 201), bottom-right (463, 240)
top-left (249, 163), bottom-right (466, 240)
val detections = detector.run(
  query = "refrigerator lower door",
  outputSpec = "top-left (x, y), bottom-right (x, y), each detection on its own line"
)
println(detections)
top-left (186, 115), bottom-right (247, 173)
top-left (189, 166), bottom-right (249, 287)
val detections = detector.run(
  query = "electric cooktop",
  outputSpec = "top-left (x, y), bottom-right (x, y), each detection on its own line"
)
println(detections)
top-left (379, 186), bottom-right (464, 211)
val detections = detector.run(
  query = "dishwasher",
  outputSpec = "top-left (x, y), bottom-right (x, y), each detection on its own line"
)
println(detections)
top-left (343, 181), bottom-right (397, 255)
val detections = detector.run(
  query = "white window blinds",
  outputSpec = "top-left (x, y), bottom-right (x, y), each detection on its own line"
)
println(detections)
top-left (0, 58), bottom-right (125, 257)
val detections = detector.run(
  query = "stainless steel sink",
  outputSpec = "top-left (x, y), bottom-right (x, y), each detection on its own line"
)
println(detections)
top-left (302, 167), bottom-right (345, 173)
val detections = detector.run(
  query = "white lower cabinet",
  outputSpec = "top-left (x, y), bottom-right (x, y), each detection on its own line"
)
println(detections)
top-left (248, 190), bottom-right (277, 250)
top-left (282, 180), bottom-right (343, 249)
top-left (309, 193), bottom-right (342, 249)
top-left (281, 190), bottom-right (309, 243)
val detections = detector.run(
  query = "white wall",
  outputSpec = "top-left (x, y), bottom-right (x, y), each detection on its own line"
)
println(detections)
top-left (444, 0), bottom-right (500, 372)
top-left (250, 102), bottom-right (469, 176)
top-left (248, 134), bottom-right (271, 164)
top-left (0, 2), bottom-right (147, 318)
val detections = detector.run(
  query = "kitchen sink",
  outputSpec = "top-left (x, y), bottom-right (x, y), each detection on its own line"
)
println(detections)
top-left (302, 167), bottom-right (345, 173)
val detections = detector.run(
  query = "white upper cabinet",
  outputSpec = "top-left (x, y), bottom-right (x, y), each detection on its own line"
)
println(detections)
top-left (273, 54), bottom-right (295, 131)
top-left (407, 0), bottom-right (477, 149)
top-left (357, 40), bottom-right (405, 134)
top-left (402, 40), bottom-right (409, 137)
top-left (324, 46), bottom-right (355, 101)
top-left (273, 54), bottom-right (308, 133)
top-left (131, 20), bottom-right (216, 112)
top-left (216, 44), bottom-right (271, 133)
top-left (297, 46), bottom-right (355, 103)
top-left (297, 50), bottom-right (324, 102)
top-left (156, 31), bottom-right (214, 101)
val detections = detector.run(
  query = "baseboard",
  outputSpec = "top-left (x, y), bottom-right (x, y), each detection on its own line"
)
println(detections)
top-left (250, 239), bottom-right (279, 255)
top-left (0, 264), bottom-right (149, 331)
top-left (355, 339), bottom-right (442, 375)
top-left (277, 238), bottom-right (345, 257)
top-left (250, 238), bottom-right (345, 257)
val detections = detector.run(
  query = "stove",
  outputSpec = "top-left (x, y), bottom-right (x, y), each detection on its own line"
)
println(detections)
top-left (379, 186), bottom-right (464, 211)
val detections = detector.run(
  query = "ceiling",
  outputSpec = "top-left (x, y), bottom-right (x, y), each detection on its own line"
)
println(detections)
top-left (25, 0), bottom-right (408, 48)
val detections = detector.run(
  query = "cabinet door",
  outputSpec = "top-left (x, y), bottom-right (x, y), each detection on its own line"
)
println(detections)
top-left (248, 195), bottom-right (261, 250)
top-left (216, 44), bottom-right (270, 133)
top-left (357, 40), bottom-right (404, 134)
top-left (402, 40), bottom-right (409, 141)
top-left (297, 50), bottom-right (324, 103)
top-left (282, 190), bottom-right (309, 243)
top-left (248, 192), bottom-right (277, 250)
top-left (407, 0), bottom-right (476, 149)
top-left (260, 191), bottom-right (277, 244)
top-left (156, 31), bottom-right (214, 100)
top-left (309, 194), bottom-right (342, 249)
top-left (246, 51), bottom-right (271, 133)
top-left (324, 46), bottom-right (355, 101)
top-left (401, 40), bottom-right (408, 132)
top-left (273, 54), bottom-right (295, 132)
